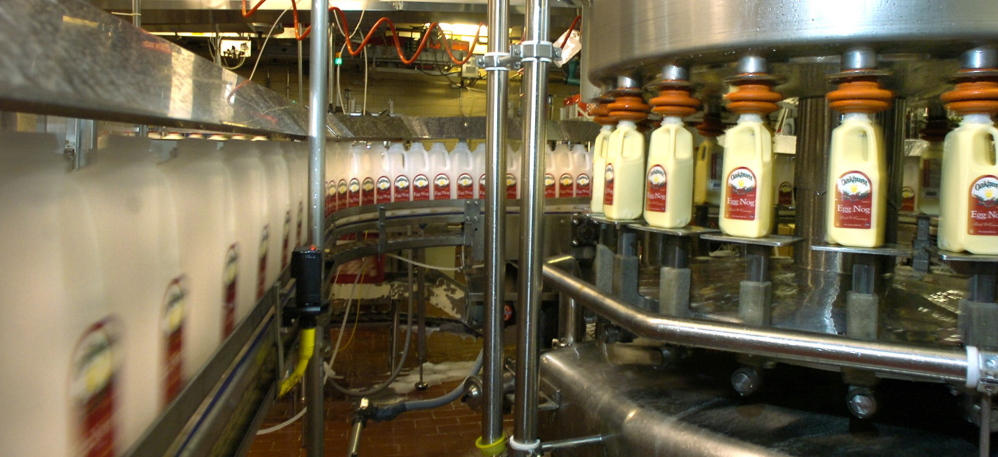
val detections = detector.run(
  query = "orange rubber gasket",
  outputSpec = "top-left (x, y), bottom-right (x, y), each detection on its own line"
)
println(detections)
top-left (650, 87), bottom-right (700, 118)
top-left (826, 79), bottom-right (893, 114)
top-left (696, 115), bottom-right (725, 138)
top-left (941, 79), bottom-right (998, 115)
top-left (608, 95), bottom-right (650, 122)
top-left (725, 82), bottom-right (782, 115)
top-left (589, 101), bottom-right (617, 125)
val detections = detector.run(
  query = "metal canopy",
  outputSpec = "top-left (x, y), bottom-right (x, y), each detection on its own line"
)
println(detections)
top-left (0, 0), bottom-right (309, 138)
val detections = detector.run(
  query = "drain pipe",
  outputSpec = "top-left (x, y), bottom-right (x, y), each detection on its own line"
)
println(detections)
top-left (479, 0), bottom-right (511, 454)
top-left (305, 0), bottom-right (329, 455)
top-left (511, 0), bottom-right (551, 455)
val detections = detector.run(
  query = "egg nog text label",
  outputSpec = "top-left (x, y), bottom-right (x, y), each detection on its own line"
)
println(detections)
top-left (361, 177), bottom-right (375, 206)
top-left (376, 176), bottom-right (392, 204)
top-left (412, 174), bottom-right (431, 201)
top-left (393, 175), bottom-right (411, 202)
top-left (544, 173), bottom-right (556, 198)
top-left (576, 173), bottom-right (591, 197)
top-left (223, 244), bottom-right (238, 337)
top-left (433, 173), bottom-right (452, 200)
top-left (161, 277), bottom-right (187, 404)
top-left (725, 167), bottom-right (757, 221)
top-left (457, 173), bottom-right (475, 199)
top-left (834, 171), bottom-right (873, 229)
top-left (558, 173), bottom-right (574, 198)
top-left (646, 165), bottom-right (668, 213)
top-left (73, 321), bottom-right (118, 457)
top-left (603, 164), bottom-right (615, 206)
top-left (969, 175), bottom-right (998, 235)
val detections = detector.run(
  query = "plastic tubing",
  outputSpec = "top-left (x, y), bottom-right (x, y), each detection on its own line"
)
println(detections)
top-left (277, 327), bottom-right (316, 397)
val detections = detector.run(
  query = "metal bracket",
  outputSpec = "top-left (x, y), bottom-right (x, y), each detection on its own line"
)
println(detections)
top-left (517, 41), bottom-right (561, 62)
top-left (477, 51), bottom-right (520, 71)
top-left (967, 347), bottom-right (998, 394)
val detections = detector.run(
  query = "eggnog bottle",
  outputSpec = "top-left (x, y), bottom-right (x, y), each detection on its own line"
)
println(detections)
top-left (362, 143), bottom-right (384, 207)
top-left (159, 139), bottom-right (238, 375)
top-left (590, 124), bottom-right (614, 212)
top-left (451, 141), bottom-right (476, 199)
top-left (825, 112), bottom-right (887, 247)
top-left (603, 120), bottom-right (646, 220)
top-left (428, 142), bottom-right (453, 200)
top-left (346, 143), bottom-right (366, 208)
top-left (336, 144), bottom-right (350, 212)
top-left (259, 142), bottom-right (291, 280)
top-left (774, 152), bottom-right (795, 207)
top-left (938, 113), bottom-right (998, 254)
top-left (507, 144), bottom-right (522, 200)
top-left (472, 142), bottom-right (487, 198)
top-left (645, 116), bottom-right (694, 228)
top-left (74, 135), bottom-right (185, 450)
top-left (571, 143), bottom-right (592, 198)
top-left (408, 142), bottom-right (432, 201)
top-left (544, 144), bottom-right (558, 198)
top-left (0, 132), bottom-right (114, 457)
top-left (719, 114), bottom-right (775, 238)
top-left (220, 140), bottom-right (268, 318)
top-left (282, 141), bottom-right (307, 248)
top-left (389, 143), bottom-right (411, 202)
top-left (693, 115), bottom-right (725, 206)
top-left (554, 142), bottom-right (575, 198)
top-left (901, 153), bottom-right (920, 213)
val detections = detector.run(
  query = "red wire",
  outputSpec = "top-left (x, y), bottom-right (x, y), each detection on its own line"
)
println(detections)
top-left (558, 15), bottom-right (581, 48)
top-left (239, 0), bottom-right (484, 66)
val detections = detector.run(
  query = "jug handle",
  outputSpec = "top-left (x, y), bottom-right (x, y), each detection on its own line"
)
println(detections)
top-left (981, 125), bottom-right (998, 167)
top-left (697, 139), bottom-right (708, 162)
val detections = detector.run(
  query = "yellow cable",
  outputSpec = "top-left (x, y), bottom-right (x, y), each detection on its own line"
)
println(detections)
top-left (277, 327), bottom-right (316, 397)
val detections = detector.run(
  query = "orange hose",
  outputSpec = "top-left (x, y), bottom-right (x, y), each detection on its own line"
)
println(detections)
top-left (558, 15), bottom-right (581, 49)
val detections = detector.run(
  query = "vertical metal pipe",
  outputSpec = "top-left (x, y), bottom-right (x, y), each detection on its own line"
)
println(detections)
top-left (306, 0), bottom-right (329, 456)
top-left (131, 0), bottom-right (141, 28)
top-left (578, 6), bottom-right (598, 104)
top-left (482, 0), bottom-right (510, 448)
top-left (793, 96), bottom-right (843, 272)
top-left (513, 0), bottom-right (549, 453)
top-left (882, 98), bottom-right (907, 246)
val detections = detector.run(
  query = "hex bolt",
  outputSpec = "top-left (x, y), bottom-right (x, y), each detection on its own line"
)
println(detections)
top-left (731, 367), bottom-right (762, 397)
top-left (846, 387), bottom-right (878, 419)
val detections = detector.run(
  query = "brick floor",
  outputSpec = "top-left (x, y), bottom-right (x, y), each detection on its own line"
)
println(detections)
top-left (248, 315), bottom-right (516, 457)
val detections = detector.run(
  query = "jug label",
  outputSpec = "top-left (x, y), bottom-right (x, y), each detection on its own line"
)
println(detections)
top-left (457, 173), bottom-right (475, 199)
top-left (433, 173), bottom-right (452, 200)
top-left (559, 173), bottom-right (574, 197)
top-left (73, 320), bottom-right (119, 457)
top-left (603, 164), bottom-right (614, 206)
top-left (412, 174), bottom-right (431, 201)
top-left (969, 175), bottom-right (998, 235)
top-left (834, 171), bottom-right (874, 229)
top-left (479, 174), bottom-right (486, 198)
top-left (646, 165), bottom-right (668, 213)
top-left (576, 173), bottom-right (591, 197)
top-left (922, 158), bottom-right (941, 199)
top-left (506, 173), bottom-right (517, 199)
top-left (223, 244), bottom-right (238, 338)
top-left (337, 179), bottom-right (348, 211)
top-left (778, 181), bottom-right (793, 206)
top-left (545, 173), bottom-right (556, 198)
top-left (361, 177), bottom-right (375, 206)
top-left (394, 175), bottom-right (411, 202)
top-left (376, 176), bottom-right (393, 204)
top-left (296, 202), bottom-right (304, 247)
top-left (257, 225), bottom-right (269, 300)
top-left (282, 211), bottom-right (291, 269)
top-left (901, 186), bottom-right (916, 212)
top-left (348, 178), bottom-right (361, 207)
top-left (725, 167), bottom-right (757, 221)
top-left (161, 277), bottom-right (187, 404)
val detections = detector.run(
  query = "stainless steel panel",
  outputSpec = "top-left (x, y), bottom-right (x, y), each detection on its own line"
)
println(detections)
top-left (0, 0), bottom-right (308, 137)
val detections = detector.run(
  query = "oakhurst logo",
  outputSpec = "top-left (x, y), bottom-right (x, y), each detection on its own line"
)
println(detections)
top-left (648, 165), bottom-right (667, 187)
top-left (394, 175), bottom-right (410, 190)
top-left (728, 168), bottom-right (755, 193)
top-left (837, 172), bottom-right (871, 200)
top-left (377, 176), bottom-right (391, 191)
top-left (972, 176), bottom-right (998, 206)
top-left (434, 174), bottom-right (450, 187)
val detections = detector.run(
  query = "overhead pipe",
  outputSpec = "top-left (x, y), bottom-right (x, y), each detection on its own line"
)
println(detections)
top-left (305, 0), bottom-right (329, 455)
top-left (480, 0), bottom-right (510, 453)
top-left (542, 263), bottom-right (971, 383)
top-left (512, 0), bottom-right (550, 455)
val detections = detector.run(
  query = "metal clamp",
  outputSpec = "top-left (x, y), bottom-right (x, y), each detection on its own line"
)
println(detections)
top-left (477, 51), bottom-right (518, 71)
top-left (515, 40), bottom-right (560, 63)
top-left (966, 346), bottom-right (998, 393)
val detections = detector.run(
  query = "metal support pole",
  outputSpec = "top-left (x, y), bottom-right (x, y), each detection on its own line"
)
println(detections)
top-left (416, 249), bottom-right (428, 390)
top-left (305, 0), bottom-right (329, 455)
top-left (513, 0), bottom-right (550, 454)
top-left (482, 0), bottom-right (510, 449)
top-left (131, 0), bottom-right (141, 28)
